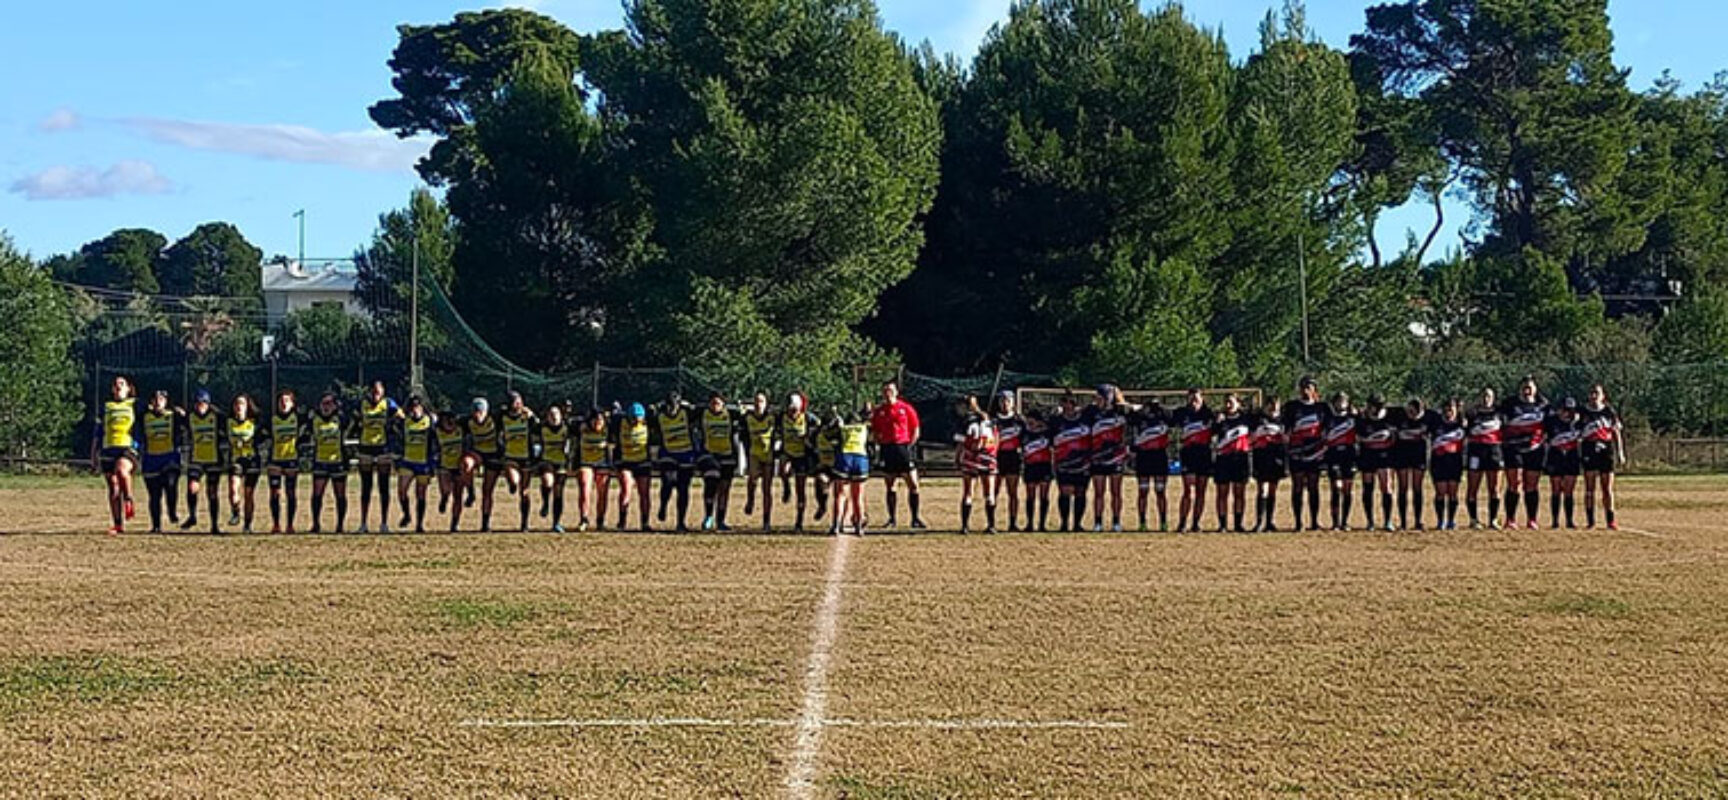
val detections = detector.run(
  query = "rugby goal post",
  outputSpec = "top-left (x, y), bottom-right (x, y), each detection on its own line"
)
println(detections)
top-left (1014, 386), bottom-right (1265, 415)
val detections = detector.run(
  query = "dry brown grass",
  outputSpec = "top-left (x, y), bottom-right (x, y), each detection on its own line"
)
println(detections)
top-left (2, 474), bottom-right (1726, 797)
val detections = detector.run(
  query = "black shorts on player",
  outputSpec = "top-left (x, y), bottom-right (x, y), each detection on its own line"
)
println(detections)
top-left (1544, 450), bottom-right (1581, 477)
top-left (997, 450), bottom-right (1023, 477)
top-left (1055, 470), bottom-right (1089, 489)
top-left (1466, 444), bottom-right (1503, 472)
top-left (1357, 449), bottom-right (1391, 474)
top-left (1024, 462), bottom-right (1053, 485)
top-left (1179, 446), bottom-right (1212, 477)
top-left (1392, 443), bottom-right (1426, 471)
top-left (1251, 452), bottom-right (1287, 483)
top-left (1430, 453), bottom-right (1464, 483)
top-left (879, 443), bottom-right (916, 475)
top-left (1325, 449), bottom-right (1356, 480)
top-left (1214, 453), bottom-right (1249, 485)
top-left (1135, 450), bottom-right (1169, 480)
top-left (1504, 447), bottom-right (1544, 472)
top-left (1582, 449), bottom-right (1615, 474)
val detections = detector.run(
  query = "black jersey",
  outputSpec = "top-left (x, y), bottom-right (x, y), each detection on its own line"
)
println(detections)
top-left (1051, 413), bottom-right (1092, 475)
top-left (1322, 408), bottom-right (1358, 451)
top-left (1130, 405), bottom-right (1171, 453)
top-left (994, 414), bottom-right (1024, 454)
top-left (1502, 398), bottom-right (1549, 453)
top-left (1428, 413), bottom-right (1466, 456)
top-left (1396, 409), bottom-right (1434, 448)
top-left (1357, 411), bottom-right (1396, 454)
top-left (1171, 405), bottom-right (1215, 452)
top-left (1088, 405), bottom-right (1130, 468)
top-left (1466, 406), bottom-right (1504, 446)
top-left (1578, 404), bottom-right (1621, 456)
top-left (1544, 413), bottom-right (1582, 454)
top-left (1212, 413), bottom-right (1252, 456)
top-left (1283, 400), bottom-right (1328, 464)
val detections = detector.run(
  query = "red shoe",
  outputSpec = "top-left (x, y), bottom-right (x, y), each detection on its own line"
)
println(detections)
top-left (286, 524), bottom-right (296, 534)
top-left (1527, 519), bottom-right (1539, 530)
top-left (1607, 520), bottom-right (1619, 531)
top-left (107, 525), bottom-right (122, 536)
top-left (271, 524), bottom-right (282, 534)
top-left (123, 499), bottom-right (135, 520)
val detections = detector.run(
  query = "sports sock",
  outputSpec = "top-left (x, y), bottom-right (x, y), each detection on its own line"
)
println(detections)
top-left (1073, 492), bottom-right (1087, 527)
top-left (1524, 490), bottom-right (1539, 522)
top-left (886, 490), bottom-right (899, 524)
top-left (1563, 494), bottom-right (1574, 526)
top-left (1381, 492), bottom-right (1392, 527)
top-left (1434, 496), bottom-right (1445, 525)
top-left (1468, 497), bottom-right (1479, 524)
top-left (360, 471), bottom-right (373, 517)
top-left (334, 486), bottom-right (347, 531)
top-left (1488, 495), bottom-right (1500, 525)
top-left (1503, 490), bottom-right (1518, 523)
top-left (961, 501), bottom-right (972, 531)
top-left (909, 492), bottom-right (922, 522)
top-left (1058, 494), bottom-right (1071, 529)
top-left (1361, 485), bottom-right (1375, 527)
top-left (1550, 493), bottom-right (1561, 526)
top-left (1397, 490), bottom-right (1408, 529)
top-left (1413, 485), bottom-right (1425, 527)
top-left (1307, 485), bottom-right (1321, 528)
top-left (1341, 488), bottom-right (1354, 527)
top-left (986, 502), bottom-right (996, 531)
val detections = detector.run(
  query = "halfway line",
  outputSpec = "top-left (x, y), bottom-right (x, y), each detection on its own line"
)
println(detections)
top-left (459, 716), bottom-right (1129, 731)
top-left (786, 533), bottom-right (854, 799)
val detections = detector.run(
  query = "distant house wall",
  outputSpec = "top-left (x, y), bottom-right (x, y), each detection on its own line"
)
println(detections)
top-left (261, 262), bottom-right (367, 328)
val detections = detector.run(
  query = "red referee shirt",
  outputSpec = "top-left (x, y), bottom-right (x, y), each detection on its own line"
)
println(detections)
top-left (870, 399), bottom-right (920, 445)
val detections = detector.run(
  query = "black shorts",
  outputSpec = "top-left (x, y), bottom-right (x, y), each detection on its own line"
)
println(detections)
top-left (1326, 448), bottom-right (1356, 480)
top-left (1134, 449), bottom-right (1168, 479)
top-left (231, 456), bottom-right (262, 476)
top-left (1505, 447), bottom-right (1544, 472)
top-left (1544, 449), bottom-right (1581, 477)
top-left (1430, 453), bottom-right (1464, 483)
top-left (311, 461), bottom-right (348, 478)
top-left (697, 453), bottom-right (738, 478)
top-left (98, 446), bottom-right (137, 475)
top-left (1289, 452), bottom-right (1324, 474)
top-left (1056, 470), bottom-right (1090, 489)
top-left (1089, 460), bottom-right (1124, 477)
top-left (1583, 447), bottom-right (1615, 474)
top-left (1023, 462), bottom-right (1053, 484)
top-left (1393, 443), bottom-right (1427, 471)
top-left (784, 452), bottom-right (814, 476)
top-left (1251, 450), bottom-right (1287, 482)
top-left (187, 461), bottom-right (224, 479)
top-left (879, 444), bottom-right (917, 475)
top-left (617, 460), bottom-right (652, 478)
top-left (1215, 453), bottom-right (1250, 484)
top-left (997, 449), bottom-right (1023, 477)
top-left (355, 444), bottom-right (391, 466)
top-left (1466, 444), bottom-right (1503, 472)
top-left (1358, 448), bottom-right (1394, 473)
top-left (1179, 446), bottom-right (1213, 477)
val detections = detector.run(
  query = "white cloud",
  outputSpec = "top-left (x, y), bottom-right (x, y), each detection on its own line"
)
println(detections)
top-left (38, 108), bottom-right (81, 132)
top-left (120, 117), bottom-right (433, 173)
top-left (9, 160), bottom-right (173, 201)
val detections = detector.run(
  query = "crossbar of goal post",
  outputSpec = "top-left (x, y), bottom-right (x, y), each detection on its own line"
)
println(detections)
top-left (1014, 386), bottom-right (1266, 415)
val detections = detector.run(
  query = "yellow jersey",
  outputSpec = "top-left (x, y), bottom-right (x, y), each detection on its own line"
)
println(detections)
top-left (357, 397), bottom-right (398, 448)
top-left (702, 409), bottom-right (736, 455)
top-left (502, 411), bottom-right (534, 460)
top-left (228, 416), bottom-right (257, 460)
top-left (541, 421), bottom-right (571, 466)
top-left (578, 425), bottom-right (610, 466)
top-left (655, 407), bottom-right (695, 454)
top-left (401, 413), bottom-right (434, 466)
top-left (311, 412), bottom-right (346, 465)
top-left (617, 417), bottom-right (651, 463)
top-left (102, 400), bottom-right (136, 449)
top-left (270, 412), bottom-right (303, 462)
top-left (840, 422), bottom-right (869, 457)
top-left (816, 426), bottom-right (838, 468)
top-left (142, 408), bottom-right (177, 456)
top-left (781, 411), bottom-right (810, 458)
top-left (744, 411), bottom-right (776, 461)
top-left (188, 409), bottom-right (222, 464)
top-left (466, 415), bottom-right (499, 455)
top-left (436, 424), bottom-right (466, 470)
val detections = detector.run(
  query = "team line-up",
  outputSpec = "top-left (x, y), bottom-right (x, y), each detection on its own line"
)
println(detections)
top-left (88, 375), bottom-right (1627, 537)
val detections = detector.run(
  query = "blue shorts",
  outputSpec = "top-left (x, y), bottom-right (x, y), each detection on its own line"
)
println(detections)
top-left (141, 452), bottom-right (180, 477)
top-left (397, 461), bottom-right (433, 477)
top-left (833, 453), bottom-right (869, 482)
top-left (657, 451), bottom-right (696, 471)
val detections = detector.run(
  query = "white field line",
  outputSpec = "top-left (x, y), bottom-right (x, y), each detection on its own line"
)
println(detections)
top-left (1616, 526), bottom-right (1672, 541)
top-left (786, 533), bottom-right (853, 799)
top-left (459, 716), bottom-right (1128, 731)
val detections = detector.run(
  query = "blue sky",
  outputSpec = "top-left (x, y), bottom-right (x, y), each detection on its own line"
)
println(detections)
top-left (1, 0), bottom-right (1720, 264)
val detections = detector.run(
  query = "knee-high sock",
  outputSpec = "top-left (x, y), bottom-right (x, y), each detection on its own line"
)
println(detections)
top-left (1434, 496), bottom-right (1446, 525)
top-left (1503, 489), bottom-right (1519, 523)
top-left (1488, 494), bottom-right (1500, 525)
top-left (1308, 486), bottom-right (1321, 529)
top-left (165, 475), bottom-right (179, 521)
top-left (1266, 492), bottom-right (1279, 529)
top-left (1074, 491), bottom-right (1087, 527)
top-left (1038, 494), bottom-right (1050, 530)
top-left (961, 501), bottom-right (972, 531)
top-left (206, 489), bottom-right (220, 531)
top-left (311, 490), bottom-right (324, 529)
top-left (1361, 485), bottom-right (1375, 527)
top-left (415, 494), bottom-right (427, 530)
top-left (676, 472), bottom-right (692, 524)
top-left (1397, 489), bottom-right (1408, 528)
top-left (1550, 492), bottom-right (1561, 525)
top-left (270, 491), bottom-right (281, 526)
top-left (1468, 496), bottom-right (1479, 523)
top-left (551, 491), bottom-right (564, 526)
top-left (886, 490), bottom-right (899, 524)
top-left (909, 491), bottom-right (922, 523)
top-left (1447, 496), bottom-right (1459, 526)
top-left (146, 476), bottom-right (165, 529)
top-left (285, 476), bottom-right (299, 527)
top-left (377, 473), bottom-right (392, 524)
top-left (519, 492), bottom-right (530, 528)
top-left (1524, 490), bottom-right (1539, 522)
top-left (1563, 494), bottom-right (1575, 526)
top-left (334, 486), bottom-right (347, 530)
top-left (986, 501), bottom-right (996, 531)
top-left (1381, 492), bottom-right (1392, 528)
top-left (702, 478), bottom-right (718, 517)
top-left (360, 471), bottom-right (373, 517)
top-left (1412, 484), bottom-right (1425, 527)
top-left (1058, 494), bottom-right (1071, 529)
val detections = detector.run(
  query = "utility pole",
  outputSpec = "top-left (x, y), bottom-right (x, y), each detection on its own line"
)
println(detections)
top-left (1297, 225), bottom-right (1311, 367)
top-left (409, 235), bottom-right (421, 396)
top-left (293, 209), bottom-right (306, 269)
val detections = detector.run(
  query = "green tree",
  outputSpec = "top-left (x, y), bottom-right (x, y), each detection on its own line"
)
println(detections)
top-left (1078, 252), bottom-right (1240, 388)
top-left (583, 0), bottom-right (941, 371)
top-left (0, 234), bottom-right (80, 458)
top-left (160, 223), bottom-right (263, 300)
top-left (66, 229), bottom-right (166, 293)
top-left (279, 305), bottom-right (357, 363)
top-left (353, 187), bottom-right (458, 328)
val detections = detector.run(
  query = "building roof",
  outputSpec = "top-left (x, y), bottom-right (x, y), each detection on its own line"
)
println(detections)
top-left (261, 262), bottom-right (357, 293)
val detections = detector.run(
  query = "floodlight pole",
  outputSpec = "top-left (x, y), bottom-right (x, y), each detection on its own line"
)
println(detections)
top-left (410, 235), bottom-right (421, 396)
top-left (293, 209), bottom-right (305, 268)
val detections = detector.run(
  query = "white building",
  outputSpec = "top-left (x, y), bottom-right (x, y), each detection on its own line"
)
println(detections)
top-left (261, 261), bottom-right (366, 327)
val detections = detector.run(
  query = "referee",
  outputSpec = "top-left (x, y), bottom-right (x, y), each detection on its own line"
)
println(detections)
top-left (871, 380), bottom-right (927, 529)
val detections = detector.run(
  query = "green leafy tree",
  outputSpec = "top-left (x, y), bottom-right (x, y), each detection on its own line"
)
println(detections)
top-left (159, 223), bottom-right (263, 300)
top-left (278, 305), bottom-right (357, 363)
top-left (0, 235), bottom-right (80, 458)
top-left (583, 0), bottom-right (941, 371)
top-left (353, 187), bottom-right (458, 338)
top-left (65, 229), bottom-right (166, 293)
top-left (1078, 252), bottom-right (1240, 388)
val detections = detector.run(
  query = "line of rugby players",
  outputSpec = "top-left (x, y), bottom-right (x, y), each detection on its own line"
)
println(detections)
top-left (950, 376), bottom-right (1626, 534)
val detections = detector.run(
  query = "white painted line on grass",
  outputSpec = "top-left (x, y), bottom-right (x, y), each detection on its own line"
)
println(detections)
top-left (1616, 526), bottom-right (1671, 541)
top-left (786, 533), bottom-right (854, 799)
top-left (459, 716), bottom-right (1129, 731)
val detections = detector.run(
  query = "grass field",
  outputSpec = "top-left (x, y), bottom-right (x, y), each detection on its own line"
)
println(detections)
top-left (2, 474), bottom-right (1727, 798)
